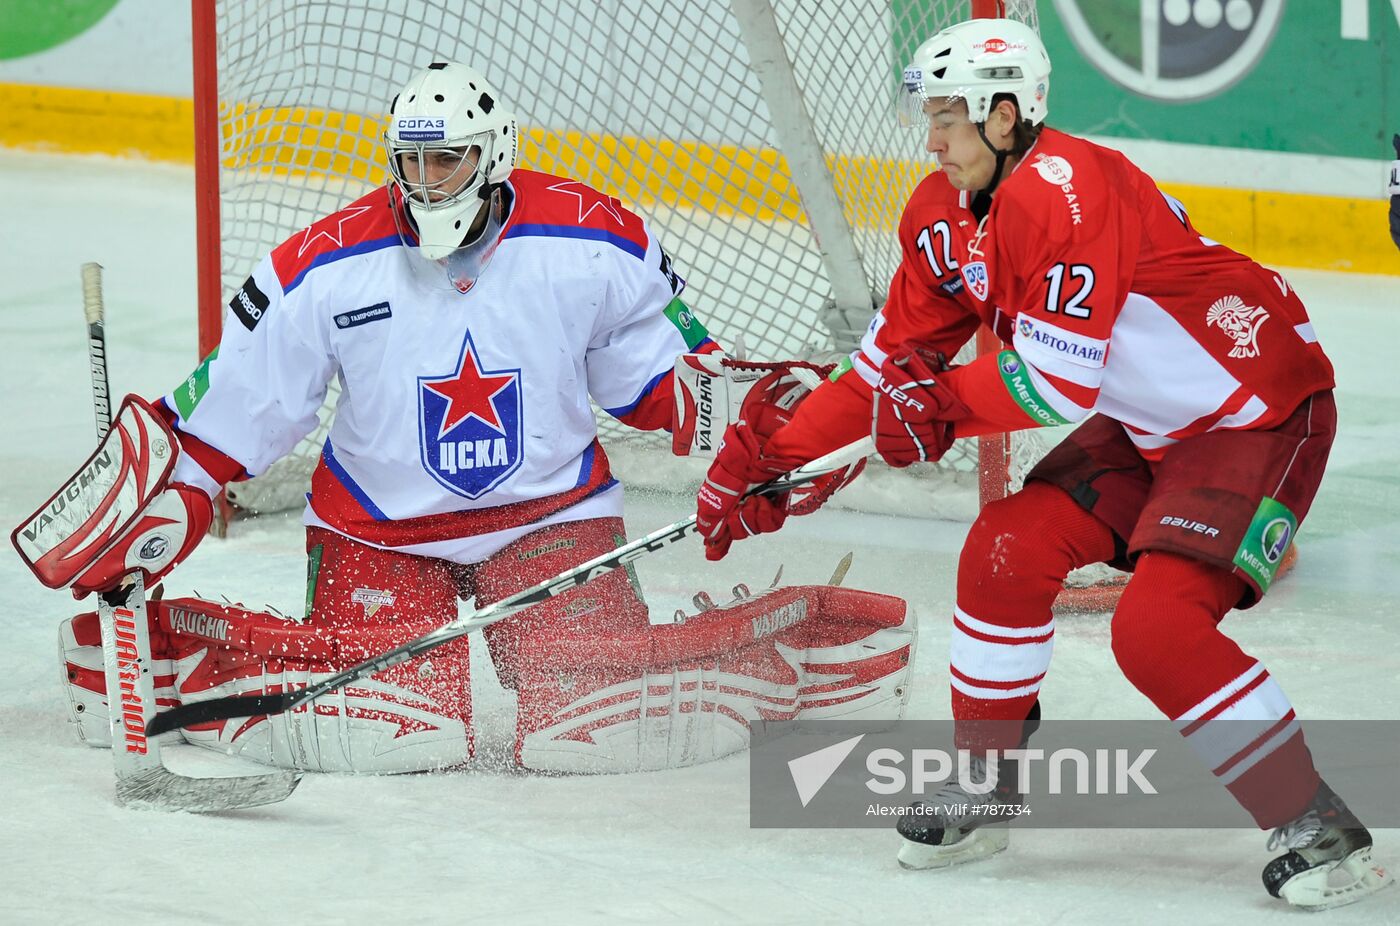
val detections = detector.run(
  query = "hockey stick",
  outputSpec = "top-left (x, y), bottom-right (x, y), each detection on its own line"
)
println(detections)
top-left (81, 262), bottom-right (301, 811)
top-left (147, 436), bottom-right (875, 736)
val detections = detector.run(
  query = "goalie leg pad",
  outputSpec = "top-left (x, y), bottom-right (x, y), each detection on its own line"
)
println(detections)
top-left (59, 609), bottom-right (179, 748)
top-left (170, 596), bottom-right (474, 774)
top-left (171, 529), bottom-right (475, 773)
top-left (505, 577), bottom-right (915, 774)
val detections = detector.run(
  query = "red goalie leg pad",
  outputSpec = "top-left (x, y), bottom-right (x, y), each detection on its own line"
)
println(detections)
top-left (952, 481), bottom-right (1117, 750)
top-left (500, 574), bottom-right (914, 773)
top-left (163, 594), bottom-right (473, 773)
top-left (1112, 551), bottom-right (1322, 828)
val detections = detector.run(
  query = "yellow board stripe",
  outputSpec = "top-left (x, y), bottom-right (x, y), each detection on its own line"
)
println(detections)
top-left (2, 82), bottom-right (1395, 276)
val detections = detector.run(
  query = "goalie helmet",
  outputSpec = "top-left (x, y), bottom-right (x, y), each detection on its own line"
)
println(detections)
top-left (900, 19), bottom-right (1050, 128)
top-left (383, 62), bottom-right (520, 262)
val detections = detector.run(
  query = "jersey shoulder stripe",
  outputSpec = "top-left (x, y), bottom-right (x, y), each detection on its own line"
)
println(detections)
top-left (502, 169), bottom-right (650, 260)
top-left (270, 187), bottom-right (401, 294)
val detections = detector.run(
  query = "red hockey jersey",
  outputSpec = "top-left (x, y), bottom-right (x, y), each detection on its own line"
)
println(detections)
top-left (771, 128), bottom-right (1335, 465)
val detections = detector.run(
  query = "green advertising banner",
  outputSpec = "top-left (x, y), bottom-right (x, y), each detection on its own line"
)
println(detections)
top-left (1045, 0), bottom-right (1394, 160)
top-left (895, 1), bottom-right (1396, 161)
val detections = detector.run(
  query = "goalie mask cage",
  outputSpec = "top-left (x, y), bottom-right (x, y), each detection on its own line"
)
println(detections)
top-left (192, 0), bottom-right (1163, 607)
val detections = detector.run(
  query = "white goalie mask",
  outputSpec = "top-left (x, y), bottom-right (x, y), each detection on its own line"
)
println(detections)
top-left (383, 62), bottom-right (520, 263)
top-left (900, 19), bottom-right (1050, 128)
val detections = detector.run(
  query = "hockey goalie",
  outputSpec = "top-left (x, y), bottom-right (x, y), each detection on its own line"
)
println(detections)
top-left (10, 61), bottom-right (912, 778)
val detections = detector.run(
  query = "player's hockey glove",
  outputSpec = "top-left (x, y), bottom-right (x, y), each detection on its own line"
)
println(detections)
top-left (872, 344), bottom-right (970, 467)
top-left (696, 419), bottom-right (797, 561)
top-left (695, 366), bottom-right (865, 561)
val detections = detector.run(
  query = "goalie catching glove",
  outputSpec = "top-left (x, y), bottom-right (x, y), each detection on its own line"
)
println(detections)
top-left (695, 363), bottom-right (864, 561)
top-left (11, 394), bottom-right (213, 597)
top-left (872, 344), bottom-right (970, 468)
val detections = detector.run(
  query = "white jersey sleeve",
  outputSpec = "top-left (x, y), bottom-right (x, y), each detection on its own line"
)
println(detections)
top-left (163, 257), bottom-right (335, 492)
top-left (584, 224), bottom-right (714, 426)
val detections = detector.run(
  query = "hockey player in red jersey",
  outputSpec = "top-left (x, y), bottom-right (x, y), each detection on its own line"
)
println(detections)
top-left (13, 62), bottom-right (912, 779)
top-left (695, 19), bottom-right (1388, 911)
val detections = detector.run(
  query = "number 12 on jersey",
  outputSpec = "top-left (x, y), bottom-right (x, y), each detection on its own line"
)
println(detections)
top-left (1044, 262), bottom-right (1095, 318)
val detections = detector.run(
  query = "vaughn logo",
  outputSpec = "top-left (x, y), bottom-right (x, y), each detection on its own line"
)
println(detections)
top-left (418, 330), bottom-right (523, 498)
top-left (752, 599), bottom-right (807, 639)
top-left (696, 371), bottom-right (716, 452)
top-left (1057, 0), bottom-right (1285, 101)
top-left (168, 606), bottom-right (232, 642)
top-left (352, 588), bottom-right (397, 619)
top-left (18, 449), bottom-right (114, 543)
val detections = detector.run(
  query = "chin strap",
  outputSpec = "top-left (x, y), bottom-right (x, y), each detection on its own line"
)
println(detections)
top-left (975, 122), bottom-right (1015, 197)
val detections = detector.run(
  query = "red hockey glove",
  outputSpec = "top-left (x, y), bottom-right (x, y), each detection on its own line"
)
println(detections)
top-left (695, 365), bottom-right (866, 561)
top-left (872, 345), bottom-right (970, 467)
top-left (696, 420), bottom-right (795, 562)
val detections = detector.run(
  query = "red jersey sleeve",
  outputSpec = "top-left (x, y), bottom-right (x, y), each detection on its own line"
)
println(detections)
top-left (851, 174), bottom-right (983, 386)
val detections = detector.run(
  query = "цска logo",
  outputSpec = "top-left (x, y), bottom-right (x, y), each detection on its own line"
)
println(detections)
top-left (1056, 0), bottom-right (1284, 101)
top-left (418, 330), bottom-right (523, 498)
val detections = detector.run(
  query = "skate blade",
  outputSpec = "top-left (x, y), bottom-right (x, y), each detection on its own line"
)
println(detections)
top-left (1278, 846), bottom-right (1394, 911)
top-left (897, 827), bottom-right (1009, 870)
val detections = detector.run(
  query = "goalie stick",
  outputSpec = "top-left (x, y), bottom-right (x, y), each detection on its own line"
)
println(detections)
top-left (80, 262), bottom-right (301, 811)
top-left (147, 436), bottom-right (876, 736)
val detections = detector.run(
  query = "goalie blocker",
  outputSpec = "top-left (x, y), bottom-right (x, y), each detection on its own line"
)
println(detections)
top-left (60, 581), bottom-right (915, 774)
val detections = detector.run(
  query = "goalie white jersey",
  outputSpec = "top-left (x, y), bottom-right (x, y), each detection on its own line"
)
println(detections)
top-left (162, 170), bottom-right (715, 562)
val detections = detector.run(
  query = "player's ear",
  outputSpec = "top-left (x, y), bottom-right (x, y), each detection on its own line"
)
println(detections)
top-left (990, 97), bottom-right (1019, 143)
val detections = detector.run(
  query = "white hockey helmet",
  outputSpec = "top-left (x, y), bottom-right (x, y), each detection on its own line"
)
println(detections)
top-left (383, 62), bottom-right (520, 260)
top-left (900, 19), bottom-right (1051, 127)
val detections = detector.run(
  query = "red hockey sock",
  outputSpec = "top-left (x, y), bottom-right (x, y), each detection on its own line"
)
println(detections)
top-left (951, 481), bottom-right (1117, 749)
top-left (1112, 551), bottom-right (1321, 827)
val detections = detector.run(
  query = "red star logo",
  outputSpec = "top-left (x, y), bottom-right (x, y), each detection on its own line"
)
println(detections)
top-left (297, 205), bottom-right (374, 258)
top-left (546, 180), bottom-right (625, 225)
top-left (422, 342), bottom-right (515, 438)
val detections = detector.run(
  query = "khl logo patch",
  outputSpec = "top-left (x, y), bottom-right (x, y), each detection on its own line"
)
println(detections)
top-left (961, 261), bottom-right (989, 301)
top-left (418, 331), bottom-right (523, 498)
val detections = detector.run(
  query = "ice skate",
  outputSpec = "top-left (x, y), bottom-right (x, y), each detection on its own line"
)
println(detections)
top-left (1263, 782), bottom-right (1392, 911)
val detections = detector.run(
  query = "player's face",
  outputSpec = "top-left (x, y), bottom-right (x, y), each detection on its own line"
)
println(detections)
top-left (399, 146), bottom-right (482, 203)
top-left (922, 98), bottom-right (994, 191)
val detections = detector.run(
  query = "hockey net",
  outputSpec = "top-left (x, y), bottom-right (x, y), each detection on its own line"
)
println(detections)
top-left (193, 1), bottom-right (1131, 603)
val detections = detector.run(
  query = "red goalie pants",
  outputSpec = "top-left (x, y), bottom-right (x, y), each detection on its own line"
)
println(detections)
top-left (304, 517), bottom-right (649, 764)
top-left (951, 393), bottom-right (1335, 828)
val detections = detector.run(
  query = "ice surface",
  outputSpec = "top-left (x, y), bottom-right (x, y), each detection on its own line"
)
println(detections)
top-left (1, 151), bottom-right (1397, 924)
